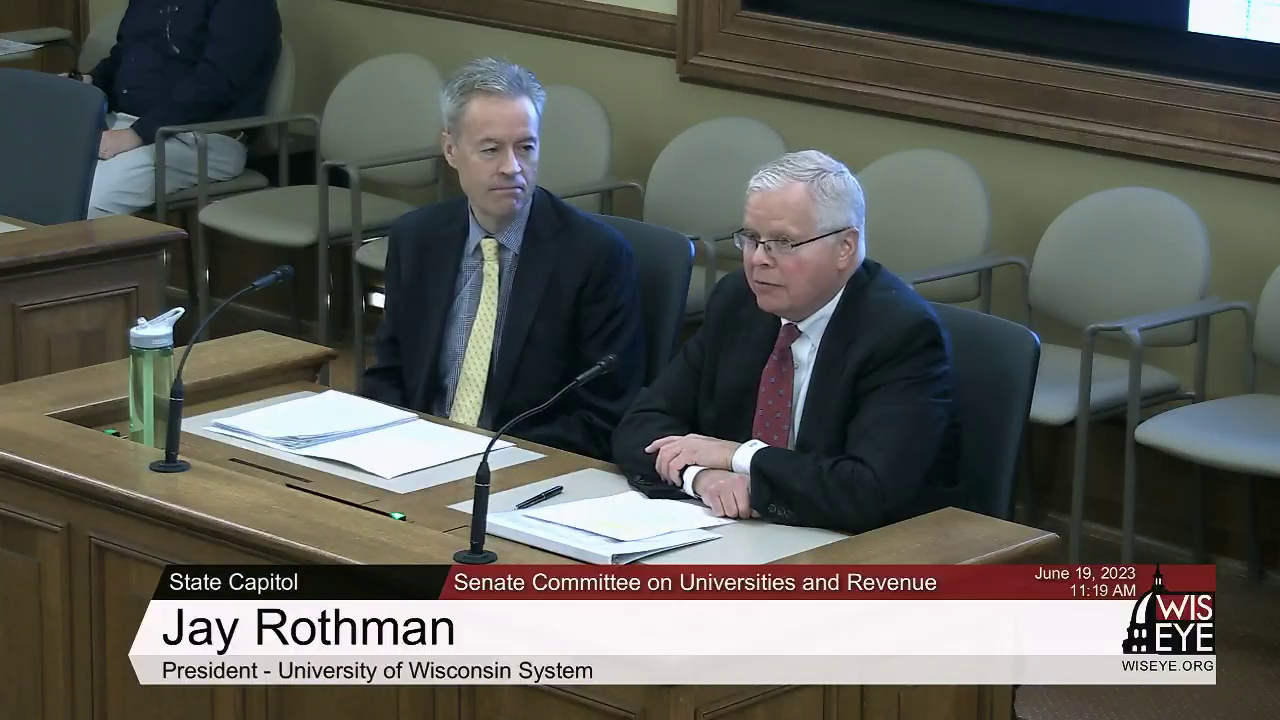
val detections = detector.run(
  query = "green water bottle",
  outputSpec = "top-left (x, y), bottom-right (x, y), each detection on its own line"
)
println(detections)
top-left (128, 308), bottom-right (185, 448)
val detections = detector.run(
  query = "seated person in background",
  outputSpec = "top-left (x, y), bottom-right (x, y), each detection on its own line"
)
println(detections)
top-left (78, 0), bottom-right (281, 217)
top-left (611, 150), bottom-right (962, 532)
top-left (362, 57), bottom-right (646, 462)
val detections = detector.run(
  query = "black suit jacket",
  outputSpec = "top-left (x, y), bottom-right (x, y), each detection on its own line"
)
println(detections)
top-left (612, 259), bottom-right (963, 534)
top-left (363, 187), bottom-right (646, 461)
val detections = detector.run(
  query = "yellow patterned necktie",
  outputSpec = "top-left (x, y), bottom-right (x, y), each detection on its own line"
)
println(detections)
top-left (449, 237), bottom-right (500, 426)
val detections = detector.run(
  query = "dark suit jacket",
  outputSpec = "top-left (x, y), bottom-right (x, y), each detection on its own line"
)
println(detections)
top-left (363, 188), bottom-right (646, 461)
top-left (612, 259), bottom-right (963, 534)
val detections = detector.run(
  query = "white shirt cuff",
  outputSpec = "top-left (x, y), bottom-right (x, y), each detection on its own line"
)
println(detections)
top-left (732, 439), bottom-right (767, 475)
top-left (680, 465), bottom-right (708, 499)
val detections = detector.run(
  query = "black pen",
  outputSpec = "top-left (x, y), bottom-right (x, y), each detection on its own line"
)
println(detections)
top-left (286, 483), bottom-right (406, 521)
top-left (515, 485), bottom-right (564, 509)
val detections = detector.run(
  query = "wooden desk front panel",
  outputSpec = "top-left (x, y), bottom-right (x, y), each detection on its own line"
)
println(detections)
top-left (0, 472), bottom-right (448, 720)
top-left (0, 253), bottom-right (165, 384)
top-left (0, 464), bottom-right (1015, 720)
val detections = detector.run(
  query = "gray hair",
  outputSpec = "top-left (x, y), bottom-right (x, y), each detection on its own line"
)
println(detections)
top-left (747, 150), bottom-right (866, 244)
top-left (440, 57), bottom-right (546, 136)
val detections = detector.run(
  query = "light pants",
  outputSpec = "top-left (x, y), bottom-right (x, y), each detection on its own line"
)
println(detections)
top-left (88, 113), bottom-right (248, 218)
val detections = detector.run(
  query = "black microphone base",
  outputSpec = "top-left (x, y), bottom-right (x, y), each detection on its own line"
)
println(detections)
top-left (149, 458), bottom-right (191, 473)
top-left (453, 548), bottom-right (497, 564)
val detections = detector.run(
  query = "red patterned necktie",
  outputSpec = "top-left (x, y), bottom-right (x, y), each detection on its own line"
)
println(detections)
top-left (752, 322), bottom-right (802, 447)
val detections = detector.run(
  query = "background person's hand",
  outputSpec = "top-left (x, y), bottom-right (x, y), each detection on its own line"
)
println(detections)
top-left (99, 128), bottom-right (142, 160)
top-left (690, 469), bottom-right (758, 519)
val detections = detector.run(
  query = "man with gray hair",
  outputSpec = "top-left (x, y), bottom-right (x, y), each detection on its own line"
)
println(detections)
top-left (613, 149), bottom-right (961, 532)
top-left (364, 58), bottom-right (645, 461)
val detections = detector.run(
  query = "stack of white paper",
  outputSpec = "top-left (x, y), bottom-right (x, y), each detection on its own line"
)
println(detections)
top-left (485, 511), bottom-right (720, 565)
top-left (206, 390), bottom-right (513, 479)
top-left (522, 491), bottom-right (736, 540)
top-left (211, 390), bottom-right (416, 449)
top-left (474, 491), bottom-right (734, 565)
top-left (0, 39), bottom-right (40, 58)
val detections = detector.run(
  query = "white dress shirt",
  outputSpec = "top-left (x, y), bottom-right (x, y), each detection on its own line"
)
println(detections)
top-left (681, 285), bottom-right (846, 498)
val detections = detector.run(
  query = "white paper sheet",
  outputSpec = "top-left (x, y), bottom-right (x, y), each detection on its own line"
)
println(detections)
top-left (0, 39), bottom-right (40, 58)
top-left (207, 418), bottom-right (512, 479)
top-left (485, 511), bottom-right (719, 565)
top-left (522, 490), bottom-right (736, 541)
top-left (0, 221), bottom-right (25, 234)
top-left (211, 389), bottom-right (417, 448)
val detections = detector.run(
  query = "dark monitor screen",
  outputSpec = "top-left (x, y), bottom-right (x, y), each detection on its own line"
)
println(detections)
top-left (970, 0), bottom-right (1277, 41)
top-left (745, 0), bottom-right (1280, 90)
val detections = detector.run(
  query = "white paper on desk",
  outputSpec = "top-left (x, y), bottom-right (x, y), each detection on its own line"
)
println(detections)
top-left (0, 221), bottom-right (24, 234)
top-left (0, 39), bottom-right (40, 57)
top-left (522, 490), bottom-right (736, 541)
top-left (207, 418), bottom-right (512, 479)
top-left (487, 511), bottom-right (719, 565)
top-left (211, 389), bottom-right (417, 448)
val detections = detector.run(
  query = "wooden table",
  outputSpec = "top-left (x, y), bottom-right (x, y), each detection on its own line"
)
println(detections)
top-left (0, 331), bottom-right (1059, 720)
top-left (0, 214), bottom-right (180, 384)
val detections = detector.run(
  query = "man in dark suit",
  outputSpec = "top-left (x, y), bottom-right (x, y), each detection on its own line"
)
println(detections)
top-left (363, 58), bottom-right (645, 461)
top-left (612, 150), bottom-right (961, 533)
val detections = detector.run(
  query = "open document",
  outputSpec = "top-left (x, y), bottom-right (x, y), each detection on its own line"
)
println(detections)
top-left (206, 390), bottom-right (511, 478)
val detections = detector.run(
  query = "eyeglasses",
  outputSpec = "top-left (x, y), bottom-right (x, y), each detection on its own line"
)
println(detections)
top-left (732, 226), bottom-right (850, 257)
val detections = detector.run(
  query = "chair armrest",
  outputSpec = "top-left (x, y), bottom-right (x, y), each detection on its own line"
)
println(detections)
top-left (1080, 298), bottom-right (1252, 341)
top-left (323, 146), bottom-right (445, 173)
top-left (0, 27), bottom-right (72, 44)
top-left (907, 253), bottom-right (1030, 285)
top-left (557, 178), bottom-right (644, 201)
top-left (155, 113), bottom-right (321, 141)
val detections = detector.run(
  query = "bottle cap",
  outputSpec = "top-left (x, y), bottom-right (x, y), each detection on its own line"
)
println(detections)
top-left (129, 307), bottom-right (185, 349)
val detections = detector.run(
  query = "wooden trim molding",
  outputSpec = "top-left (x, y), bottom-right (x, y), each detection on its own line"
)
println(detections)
top-left (677, 0), bottom-right (1280, 180)
top-left (337, 0), bottom-right (677, 57)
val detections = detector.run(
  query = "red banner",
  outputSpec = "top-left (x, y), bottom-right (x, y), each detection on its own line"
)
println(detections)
top-left (438, 564), bottom-right (1215, 600)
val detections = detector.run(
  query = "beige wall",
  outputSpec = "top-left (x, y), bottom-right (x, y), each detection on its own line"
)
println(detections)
top-left (90, 0), bottom-right (1280, 397)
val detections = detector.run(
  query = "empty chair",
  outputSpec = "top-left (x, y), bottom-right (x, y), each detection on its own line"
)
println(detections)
top-left (538, 85), bottom-right (640, 214)
top-left (1132, 264), bottom-right (1280, 583)
top-left (932, 303), bottom-right (1041, 520)
top-left (198, 53), bottom-right (446, 346)
top-left (591, 215), bottom-right (695, 382)
top-left (917, 187), bottom-right (1212, 561)
top-left (859, 149), bottom-right (992, 308)
top-left (0, 69), bottom-right (105, 225)
top-left (642, 118), bottom-right (787, 319)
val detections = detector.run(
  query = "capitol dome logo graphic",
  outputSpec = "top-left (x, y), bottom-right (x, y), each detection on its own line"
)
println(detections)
top-left (1122, 565), bottom-right (1215, 656)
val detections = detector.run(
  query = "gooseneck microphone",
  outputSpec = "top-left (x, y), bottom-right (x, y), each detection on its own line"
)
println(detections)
top-left (454, 353), bottom-right (619, 564)
top-left (149, 266), bottom-right (295, 473)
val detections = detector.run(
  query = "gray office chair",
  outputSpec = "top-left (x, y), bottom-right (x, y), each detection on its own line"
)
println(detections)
top-left (592, 215), bottom-right (695, 382)
top-left (1131, 263), bottom-right (1280, 583)
top-left (932, 302), bottom-right (1042, 520)
top-left (0, 68), bottom-right (105, 225)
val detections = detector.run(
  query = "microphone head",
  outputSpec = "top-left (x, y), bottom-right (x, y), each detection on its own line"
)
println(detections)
top-left (274, 265), bottom-right (295, 281)
top-left (599, 353), bottom-right (619, 370)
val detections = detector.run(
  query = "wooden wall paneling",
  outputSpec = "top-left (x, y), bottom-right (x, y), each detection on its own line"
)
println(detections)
top-left (335, 0), bottom-right (676, 57)
top-left (677, 0), bottom-right (1280, 180)
top-left (0, 505), bottom-right (73, 720)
